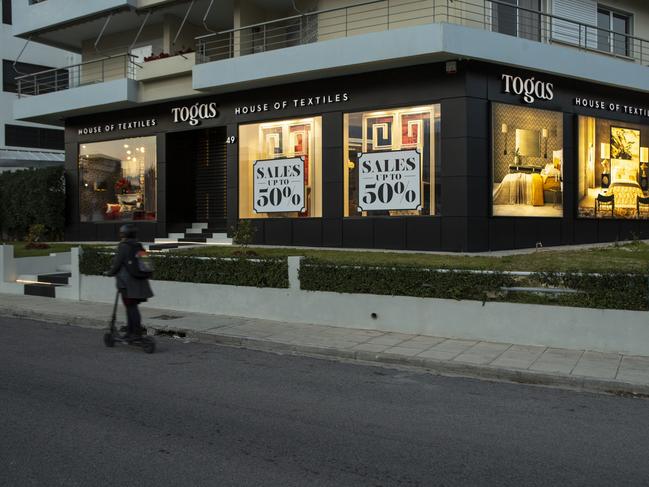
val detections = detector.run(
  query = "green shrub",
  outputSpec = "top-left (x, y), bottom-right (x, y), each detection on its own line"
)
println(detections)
top-left (0, 166), bottom-right (65, 240)
top-left (231, 219), bottom-right (256, 248)
top-left (80, 246), bottom-right (288, 288)
top-left (529, 272), bottom-right (649, 311)
top-left (299, 258), bottom-right (516, 302)
top-left (299, 258), bottom-right (649, 311)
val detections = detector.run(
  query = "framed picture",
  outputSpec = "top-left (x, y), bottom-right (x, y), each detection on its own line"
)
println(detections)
top-left (611, 126), bottom-right (640, 161)
top-left (364, 115), bottom-right (394, 151)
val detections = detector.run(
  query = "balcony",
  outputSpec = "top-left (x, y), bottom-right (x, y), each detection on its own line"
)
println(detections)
top-left (193, 0), bottom-right (649, 93)
top-left (11, 0), bottom-right (136, 41)
top-left (14, 54), bottom-right (140, 124)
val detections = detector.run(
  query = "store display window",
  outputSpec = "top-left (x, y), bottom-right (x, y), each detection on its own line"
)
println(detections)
top-left (578, 116), bottom-right (649, 219)
top-left (79, 136), bottom-right (157, 222)
top-left (239, 117), bottom-right (322, 218)
top-left (343, 105), bottom-right (440, 216)
top-left (492, 104), bottom-right (563, 217)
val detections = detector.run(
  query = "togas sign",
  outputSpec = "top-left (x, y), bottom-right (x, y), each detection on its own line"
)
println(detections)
top-left (171, 102), bottom-right (219, 126)
top-left (358, 150), bottom-right (421, 212)
top-left (253, 157), bottom-right (306, 213)
top-left (501, 74), bottom-right (554, 104)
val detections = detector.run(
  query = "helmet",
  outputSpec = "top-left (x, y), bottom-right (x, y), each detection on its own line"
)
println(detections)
top-left (118, 224), bottom-right (137, 239)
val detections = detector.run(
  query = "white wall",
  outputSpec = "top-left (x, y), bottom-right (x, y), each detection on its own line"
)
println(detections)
top-left (1, 12), bottom-right (78, 141)
top-left (80, 274), bottom-right (649, 356)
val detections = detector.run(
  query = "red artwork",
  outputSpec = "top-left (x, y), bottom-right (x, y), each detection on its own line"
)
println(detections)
top-left (401, 113), bottom-right (428, 147)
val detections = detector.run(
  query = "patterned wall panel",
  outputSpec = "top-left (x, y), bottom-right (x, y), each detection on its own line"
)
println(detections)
top-left (492, 103), bottom-right (563, 183)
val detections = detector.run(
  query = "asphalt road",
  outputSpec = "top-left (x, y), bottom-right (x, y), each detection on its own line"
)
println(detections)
top-left (1, 316), bottom-right (649, 487)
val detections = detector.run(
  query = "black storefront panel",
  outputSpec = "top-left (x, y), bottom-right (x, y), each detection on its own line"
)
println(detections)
top-left (64, 60), bottom-right (649, 250)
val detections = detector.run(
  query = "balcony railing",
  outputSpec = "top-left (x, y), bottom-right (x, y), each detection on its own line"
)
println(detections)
top-left (196, 0), bottom-right (649, 67)
top-left (16, 54), bottom-right (139, 97)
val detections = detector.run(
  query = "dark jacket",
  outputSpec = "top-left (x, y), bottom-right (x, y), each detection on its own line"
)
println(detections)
top-left (107, 239), bottom-right (154, 301)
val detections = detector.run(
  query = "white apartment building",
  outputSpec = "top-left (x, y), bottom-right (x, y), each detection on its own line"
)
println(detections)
top-left (0, 0), bottom-right (77, 172)
top-left (8, 0), bottom-right (649, 251)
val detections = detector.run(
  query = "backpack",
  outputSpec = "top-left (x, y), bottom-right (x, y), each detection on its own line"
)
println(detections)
top-left (125, 243), bottom-right (154, 279)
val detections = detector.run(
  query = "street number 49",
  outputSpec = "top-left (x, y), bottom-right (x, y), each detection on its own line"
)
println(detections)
top-left (226, 136), bottom-right (237, 144)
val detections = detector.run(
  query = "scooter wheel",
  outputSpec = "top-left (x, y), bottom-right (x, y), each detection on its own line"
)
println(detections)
top-left (103, 332), bottom-right (115, 348)
top-left (142, 337), bottom-right (156, 354)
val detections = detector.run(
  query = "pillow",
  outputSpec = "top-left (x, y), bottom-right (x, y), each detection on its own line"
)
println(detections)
top-left (106, 203), bottom-right (120, 214)
top-left (542, 163), bottom-right (560, 178)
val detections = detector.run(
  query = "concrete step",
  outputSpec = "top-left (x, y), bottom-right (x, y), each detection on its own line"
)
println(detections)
top-left (16, 274), bottom-right (39, 283)
top-left (206, 235), bottom-right (233, 245)
top-left (24, 283), bottom-right (59, 298)
top-left (38, 272), bottom-right (71, 285)
top-left (146, 243), bottom-right (197, 251)
top-left (178, 236), bottom-right (208, 243)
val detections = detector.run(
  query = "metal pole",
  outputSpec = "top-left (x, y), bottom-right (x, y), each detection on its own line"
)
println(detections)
top-left (94, 13), bottom-right (113, 56)
top-left (172, 0), bottom-right (195, 53)
top-left (483, 0), bottom-right (486, 29)
top-left (387, 1), bottom-right (390, 30)
top-left (129, 10), bottom-right (151, 53)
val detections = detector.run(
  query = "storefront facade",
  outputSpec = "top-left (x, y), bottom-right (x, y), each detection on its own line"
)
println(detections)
top-left (64, 60), bottom-right (649, 251)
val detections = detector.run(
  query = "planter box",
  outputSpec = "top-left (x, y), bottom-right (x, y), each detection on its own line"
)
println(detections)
top-left (138, 52), bottom-right (196, 81)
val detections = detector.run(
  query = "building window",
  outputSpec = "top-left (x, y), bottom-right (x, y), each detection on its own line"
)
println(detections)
top-left (5, 124), bottom-right (64, 150)
top-left (597, 7), bottom-right (632, 56)
top-left (344, 105), bottom-right (441, 217)
top-left (2, 0), bottom-right (11, 24)
top-left (2, 59), bottom-right (62, 94)
top-left (79, 137), bottom-right (157, 222)
top-left (492, 104), bottom-right (564, 217)
top-left (578, 116), bottom-right (649, 219)
top-left (493, 0), bottom-right (542, 41)
top-left (239, 117), bottom-right (322, 218)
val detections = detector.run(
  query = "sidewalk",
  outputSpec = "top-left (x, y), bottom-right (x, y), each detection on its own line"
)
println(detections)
top-left (2, 293), bottom-right (649, 396)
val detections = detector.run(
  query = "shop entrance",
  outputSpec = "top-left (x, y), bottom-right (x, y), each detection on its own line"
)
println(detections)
top-left (166, 127), bottom-right (227, 232)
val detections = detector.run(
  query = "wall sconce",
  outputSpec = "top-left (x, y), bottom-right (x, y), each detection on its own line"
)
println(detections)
top-left (541, 128), bottom-right (548, 159)
top-left (501, 124), bottom-right (508, 155)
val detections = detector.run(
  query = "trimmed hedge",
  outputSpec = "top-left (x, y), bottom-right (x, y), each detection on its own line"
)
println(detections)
top-left (529, 272), bottom-right (649, 311)
top-left (80, 247), bottom-right (288, 288)
top-left (0, 166), bottom-right (65, 240)
top-left (299, 259), bottom-right (516, 302)
top-left (299, 258), bottom-right (649, 311)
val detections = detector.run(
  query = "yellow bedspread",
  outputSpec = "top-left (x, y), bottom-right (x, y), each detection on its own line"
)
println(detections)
top-left (531, 173), bottom-right (544, 206)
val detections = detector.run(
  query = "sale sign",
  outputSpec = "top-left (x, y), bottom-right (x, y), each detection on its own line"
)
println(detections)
top-left (357, 150), bottom-right (421, 211)
top-left (253, 157), bottom-right (305, 213)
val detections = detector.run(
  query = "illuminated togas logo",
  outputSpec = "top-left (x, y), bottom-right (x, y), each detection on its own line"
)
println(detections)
top-left (501, 74), bottom-right (554, 104)
top-left (171, 102), bottom-right (219, 126)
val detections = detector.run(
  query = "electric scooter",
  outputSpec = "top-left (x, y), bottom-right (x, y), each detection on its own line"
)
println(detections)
top-left (103, 291), bottom-right (156, 354)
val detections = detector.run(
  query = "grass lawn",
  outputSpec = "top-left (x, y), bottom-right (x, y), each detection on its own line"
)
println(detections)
top-left (172, 241), bottom-right (649, 273)
top-left (2, 242), bottom-right (79, 258)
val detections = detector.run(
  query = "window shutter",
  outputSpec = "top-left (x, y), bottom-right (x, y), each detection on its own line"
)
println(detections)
top-left (551, 0), bottom-right (598, 48)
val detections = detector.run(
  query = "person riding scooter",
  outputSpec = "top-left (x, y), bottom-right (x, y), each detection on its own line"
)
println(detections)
top-left (104, 224), bottom-right (153, 341)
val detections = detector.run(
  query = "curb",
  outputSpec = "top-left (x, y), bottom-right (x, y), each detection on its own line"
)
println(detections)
top-left (3, 307), bottom-right (649, 397)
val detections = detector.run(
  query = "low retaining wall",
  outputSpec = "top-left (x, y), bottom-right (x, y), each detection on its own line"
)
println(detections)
top-left (81, 274), bottom-right (649, 357)
top-left (2, 245), bottom-right (645, 356)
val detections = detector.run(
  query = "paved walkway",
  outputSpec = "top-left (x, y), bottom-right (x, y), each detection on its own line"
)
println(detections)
top-left (2, 293), bottom-right (649, 396)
